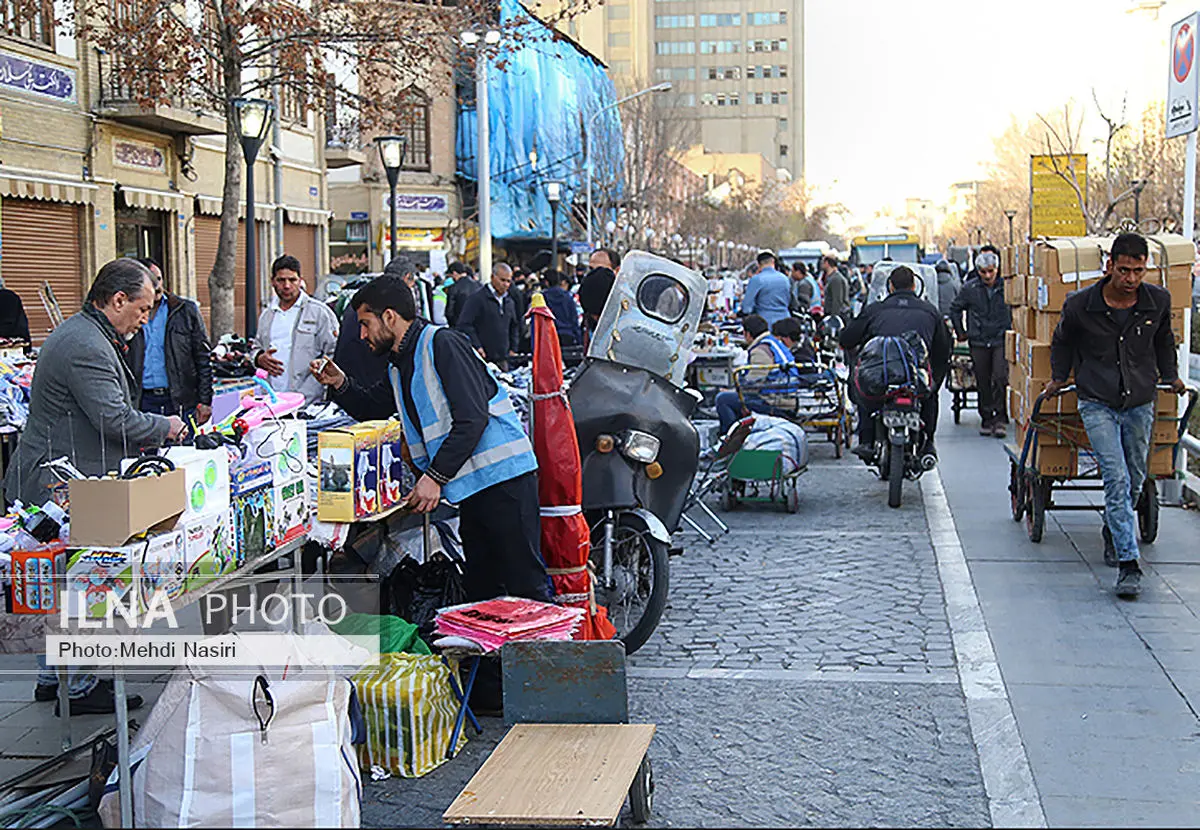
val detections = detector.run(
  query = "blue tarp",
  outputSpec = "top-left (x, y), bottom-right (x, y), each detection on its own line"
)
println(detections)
top-left (457, 0), bottom-right (623, 242)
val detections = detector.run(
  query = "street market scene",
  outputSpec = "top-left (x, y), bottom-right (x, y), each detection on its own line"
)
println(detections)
top-left (3, 0), bottom-right (1200, 827)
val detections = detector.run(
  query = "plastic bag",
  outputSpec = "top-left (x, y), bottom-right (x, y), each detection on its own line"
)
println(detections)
top-left (385, 553), bottom-right (466, 642)
top-left (852, 333), bottom-right (931, 403)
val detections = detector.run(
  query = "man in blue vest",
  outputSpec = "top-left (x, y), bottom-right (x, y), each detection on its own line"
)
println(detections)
top-left (310, 275), bottom-right (552, 608)
top-left (714, 314), bottom-right (801, 433)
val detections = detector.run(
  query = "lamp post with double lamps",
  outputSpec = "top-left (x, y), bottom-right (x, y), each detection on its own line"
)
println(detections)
top-left (376, 136), bottom-right (408, 262)
top-left (232, 96), bottom-right (274, 338)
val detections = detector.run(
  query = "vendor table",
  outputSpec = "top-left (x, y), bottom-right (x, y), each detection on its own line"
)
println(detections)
top-left (688, 348), bottom-right (742, 409)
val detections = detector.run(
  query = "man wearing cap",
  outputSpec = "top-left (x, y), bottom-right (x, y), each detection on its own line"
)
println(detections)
top-left (949, 250), bottom-right (1012, 437)
top-left (741, 250), bottom-right (791, 326)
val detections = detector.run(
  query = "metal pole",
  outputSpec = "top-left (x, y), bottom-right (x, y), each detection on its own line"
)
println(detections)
top-left (115, 668), bottom-right (132, 827)
top-left (1179, 131), bottom-right (1197, 485)
top-left (551, 201), bottom-right (559, 271)
top-left (387, 171), bottom-right (399, 262)
top-left (477, 51), bottom-right (492, 281)
top-left (586, 127), bottom-right (593, 248)
top-left (1007, 215), bottom-right (1014, 247)
top-left (1135, 191), bottom-right (1142, 225)
top-left (245, 151), bottom-right (257, 339)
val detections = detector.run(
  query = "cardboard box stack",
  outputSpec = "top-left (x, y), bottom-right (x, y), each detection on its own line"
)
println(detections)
top-left (1003, 235), bottom-right (1192, 478)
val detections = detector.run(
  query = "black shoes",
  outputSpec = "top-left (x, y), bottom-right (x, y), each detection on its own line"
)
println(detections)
top-left (33, 683), bottom-right (58, 702)
top-left (851, 445), bottom-right (874, 463)
top-left (54, 682), bottom-right (144, 717)
top-left (1102, 525), bottom-right (1118, 568)
top-left (1115, 561), bottom-right (1143, 599)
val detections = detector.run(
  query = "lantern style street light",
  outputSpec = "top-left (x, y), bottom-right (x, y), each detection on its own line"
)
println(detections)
top-left (377, 136), bottom-right (408, 262)
top-left (232, 96), bottom-right (274, 338)
top-left (546, 180), bottom-right (563, 270)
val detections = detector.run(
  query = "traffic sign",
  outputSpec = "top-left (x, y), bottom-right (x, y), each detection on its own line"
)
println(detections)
top-left (1167, 12), bottom-right (1200, 138)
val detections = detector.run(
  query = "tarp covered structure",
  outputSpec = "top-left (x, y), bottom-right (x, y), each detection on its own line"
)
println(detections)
top-left (457, 0), bottom-right (623, 242)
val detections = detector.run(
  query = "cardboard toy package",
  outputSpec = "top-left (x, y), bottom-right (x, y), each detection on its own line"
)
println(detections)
top-left (244, 419), bottom-right (308, 487)
top-left (138, 530), bottom-right (187, 608)
top-left (68, 469), bottom-right (186, 548)
top-left (65, 541), bottom-right (144, 619)
top-left (377, 419), bottom-right (410, 510)
top-left (318, 423), bottom-right (383, 522)
top-left (143, 447), bottom-right (231, 523)
top-left (182, 510), bottom-right (235, 593)
top-left (231, 486), bottom-right (277, 567)
top-left (229, 456), bottom-right (273, 498)
top-left (274, 477), bottom-right (312, 546)
top-left (10, 542), bottom-right (67, 615)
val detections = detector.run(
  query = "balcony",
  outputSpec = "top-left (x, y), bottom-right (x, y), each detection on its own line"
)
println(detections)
top-left (325, 120), bottom-right (366, 168)
top-left (95, 52), bottom-right (224, 136)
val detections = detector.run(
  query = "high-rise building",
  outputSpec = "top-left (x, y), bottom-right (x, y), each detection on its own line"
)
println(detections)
top-left (564, 0), bottom-right (804, 180)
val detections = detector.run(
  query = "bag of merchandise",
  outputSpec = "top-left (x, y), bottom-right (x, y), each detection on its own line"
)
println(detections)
top-left (352, 652), bottom-right (466, 778)
top-left (98, 666), bottom-right (361, 828)
top-left (852, 332), bottom-right (931, 403)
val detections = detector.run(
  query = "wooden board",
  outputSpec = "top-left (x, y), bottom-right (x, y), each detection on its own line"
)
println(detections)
top-left (443, 723), bottom-right (656, 827)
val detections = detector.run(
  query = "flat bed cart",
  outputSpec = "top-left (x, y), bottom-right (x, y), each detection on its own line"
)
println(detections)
top-left (720, 447), bottom-right (807, 514)
top-left (948, 343), bottom-right (977, 425)
top-left (1007, 383), bottom-right (1198, 543)
top-left (732, 362), bottom-right (853, 458)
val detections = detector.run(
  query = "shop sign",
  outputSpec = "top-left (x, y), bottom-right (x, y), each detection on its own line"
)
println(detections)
top-left (0, 50), bottom-right (76, 104)
top-left (379, 226), bottom-right (446, 248)
top-left (382, 193), bottom-right (448, 213)
top-left (113, 139), bottom-right (166, 173)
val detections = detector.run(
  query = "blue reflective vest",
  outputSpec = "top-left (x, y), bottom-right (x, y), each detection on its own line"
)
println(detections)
top-left (391, 325), bottom-right (537, 503)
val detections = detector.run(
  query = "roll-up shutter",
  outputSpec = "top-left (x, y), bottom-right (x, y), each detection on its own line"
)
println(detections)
top-left (0, 198), bottom-right (84, 345)
top-left (195, 216), bottom-right (259, 337)
top-left (282, 222), bottom-right (318, 294)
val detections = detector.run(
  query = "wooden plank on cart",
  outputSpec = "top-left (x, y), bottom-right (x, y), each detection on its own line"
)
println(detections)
top-left (443, 723), bottom-right (656, 827)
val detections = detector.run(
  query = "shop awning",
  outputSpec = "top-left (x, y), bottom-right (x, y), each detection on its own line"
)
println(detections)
top-left (0, 171), bottom-right (97, 205)
top-left (284, 206), bottom-right (331, 226)
top-left (118, 185), bottom-right (186, 212)
top-left (194, 194), bottom-right (274, 223)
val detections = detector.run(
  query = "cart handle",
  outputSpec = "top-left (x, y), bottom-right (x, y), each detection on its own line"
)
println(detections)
top-left (1018, 384), bottom-right (1077, 473)
top-left (1165, 382), bottom-right (1199, 468)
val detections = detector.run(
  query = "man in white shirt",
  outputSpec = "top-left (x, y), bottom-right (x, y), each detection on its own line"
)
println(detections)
top-left (252, 254), bottom-right (339, 404)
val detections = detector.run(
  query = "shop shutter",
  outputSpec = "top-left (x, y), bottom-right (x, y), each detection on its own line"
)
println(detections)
top-left (0, 199), bottom-right (84, 345)
top-left (282, 222), bottom-right (318, 294)
top-left (194, 216), bottom-right (262, 338)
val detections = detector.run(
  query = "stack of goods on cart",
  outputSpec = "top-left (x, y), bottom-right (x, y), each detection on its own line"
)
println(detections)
top-left (210, 333), bottom-right (257, 379)
top-left (1003, 236), bottom-right (1190, 477)
top-left (316, 419), bottom-right (409, 523)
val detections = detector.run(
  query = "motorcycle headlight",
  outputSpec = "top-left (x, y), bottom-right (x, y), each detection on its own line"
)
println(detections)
top-left (621, 430), bottom-right (661, 464)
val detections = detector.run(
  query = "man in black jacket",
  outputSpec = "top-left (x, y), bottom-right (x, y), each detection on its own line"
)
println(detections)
top-left (1047, 232), bottom-right (1184, 598)
top-left (443, 261), bottom-right (478, 328)
top-left (455, 262), bottom-right (520, 370)
top-left (840, 265), bottom-right (952, 459)
top-left (0, 278), bottom-right (30, 343)
top-left (949, 250), bottom-right (1012, 437)
top-left (127, 259), bottom-right (213, 423)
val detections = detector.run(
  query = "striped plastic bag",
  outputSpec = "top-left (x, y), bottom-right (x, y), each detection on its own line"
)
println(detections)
top-left (352, 652), bottom-right (465, 777)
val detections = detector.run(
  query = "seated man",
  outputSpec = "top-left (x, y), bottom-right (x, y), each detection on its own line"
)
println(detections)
top-left (714, 314), bottom-right (798, 432)
top-left (771, 317), bottom-right (816, 363)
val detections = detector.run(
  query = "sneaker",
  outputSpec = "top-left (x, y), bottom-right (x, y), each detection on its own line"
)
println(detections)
top-left (992, 423), bottom-right (1007, 439)
top-left (1115, 562), bottom-right (1142, 599)
top-left (33, 684), bottom-right (57, 702)
top-left (851, 445), bottom-right (875, 463)
top-left (1102, 525), bottom-right (1118, 568)
top-left (979, 422), bottom-right (993, 436)
top-left (55, 683), bottom-right (143, 717)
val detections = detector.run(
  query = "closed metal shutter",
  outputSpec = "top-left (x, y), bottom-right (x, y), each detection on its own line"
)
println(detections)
top-left (194, 216), bottom-right (258, 337)
top-left (0, 199), bottom-right (84, 345)
top-left (282, 222), bottom-right (317, 294)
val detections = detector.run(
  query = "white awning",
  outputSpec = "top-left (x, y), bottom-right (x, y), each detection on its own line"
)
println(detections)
top-left (284, 206), bottom-right (331, 226)
top-left (194, 195), bottom-right (275, 223)
top-left (119, 185), bottom-right (186, 212)
top-left (0, 172), bottom-right (97, 205)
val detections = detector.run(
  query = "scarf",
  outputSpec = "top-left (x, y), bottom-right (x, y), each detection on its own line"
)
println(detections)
top-left (83, 303), bottom-right (129, 357)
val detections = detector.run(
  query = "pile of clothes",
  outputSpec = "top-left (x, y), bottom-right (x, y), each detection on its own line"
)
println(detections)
top-left (0, 359), bottom-right (34, 430)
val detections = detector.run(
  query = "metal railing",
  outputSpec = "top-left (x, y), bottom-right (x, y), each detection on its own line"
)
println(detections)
top-left (96, 50), bottom-right (212, 112)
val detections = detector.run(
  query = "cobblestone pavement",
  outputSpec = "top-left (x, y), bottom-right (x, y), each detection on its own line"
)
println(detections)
top-left (364, 454), bottom-right (992, 827)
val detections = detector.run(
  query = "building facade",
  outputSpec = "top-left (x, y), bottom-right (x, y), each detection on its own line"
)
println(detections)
top-left (0, 6), bottom-right (330, 340)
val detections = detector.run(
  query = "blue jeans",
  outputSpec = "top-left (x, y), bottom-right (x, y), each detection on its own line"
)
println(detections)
top-left (716, 390), bottom-right (791, 433)
top-left (1078, 400), bottom-right (1154, 563)
top-left (36, 656), bottom-right (98, 699)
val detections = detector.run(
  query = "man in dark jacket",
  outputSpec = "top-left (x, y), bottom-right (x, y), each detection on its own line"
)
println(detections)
top-left (840, 265), bottom-right (952, 459)
top-left (0, 278), bottom-right (30, 343)
top-left (819, 254), bottom-right (850, 320)
top-left (127, 259), bottom-right (213, 423)
top-left (948, 250), bottom-right (1011, 437)
top-left (1047, 232), bottom-right (1184, 598)
top-left (443, 261), bottom-right (479, 328)
top-left (541, 269), bottom-right (582, 347)
top-left (456, 262), bottom-right (521, 370)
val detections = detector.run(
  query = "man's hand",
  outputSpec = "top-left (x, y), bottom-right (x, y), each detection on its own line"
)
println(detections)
top-left (1043, 380), bottom-right (1067, 397)
top-left (1171, 378), bottom-right (1187, 395)
top-left (166, 415), bottom-right (185, 441)
top-left (309, 357), bottom-right (346, 389)
top-left (475, 347), bottom-right (486, 361)
top-left (256, 348), bottom-right (285, 377)
top-left (195, 404), bottom-right (212, 425)
top-left (402, 475), bottom-right (441, 514)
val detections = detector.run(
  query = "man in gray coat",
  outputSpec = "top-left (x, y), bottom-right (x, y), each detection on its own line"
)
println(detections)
top-left (3, 259), bottom-right (184, 508)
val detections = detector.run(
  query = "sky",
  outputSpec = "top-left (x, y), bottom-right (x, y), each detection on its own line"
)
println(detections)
top-left (803, 0), bottom-right (1190, 226)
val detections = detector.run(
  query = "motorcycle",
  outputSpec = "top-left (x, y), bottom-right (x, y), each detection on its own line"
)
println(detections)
top-left (568, 251), bottom-right (707, 654)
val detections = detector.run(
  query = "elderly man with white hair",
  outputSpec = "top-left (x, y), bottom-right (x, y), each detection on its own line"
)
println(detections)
top-left (948, 249), bottom-right (1013, 437)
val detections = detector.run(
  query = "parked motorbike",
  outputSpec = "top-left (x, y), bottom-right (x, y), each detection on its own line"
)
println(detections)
top-left (568, 251), bottom-right (707, 654)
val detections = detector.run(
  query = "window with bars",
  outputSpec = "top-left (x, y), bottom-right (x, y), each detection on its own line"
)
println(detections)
top-left (396, 87), bottom-right (431, 171)
top-left (2, 0), bottom-right (54, 48)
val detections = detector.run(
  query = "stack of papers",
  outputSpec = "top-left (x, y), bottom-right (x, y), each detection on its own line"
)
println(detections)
top-left (434, 596), bottom-right (584, 653)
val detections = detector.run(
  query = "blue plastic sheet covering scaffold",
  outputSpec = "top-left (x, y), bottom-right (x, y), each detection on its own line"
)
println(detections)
top-left (457, 0), bottom-right (623, 242)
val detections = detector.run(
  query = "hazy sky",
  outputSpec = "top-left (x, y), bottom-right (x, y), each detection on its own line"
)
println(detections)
top-left (804, 0), bottom-right (1189, 224)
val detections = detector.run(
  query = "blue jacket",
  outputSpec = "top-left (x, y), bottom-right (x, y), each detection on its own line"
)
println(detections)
top-left (392, 324), bottom-right (537, 503)
top-left (542, 286), bottom-right (582, 345)
top-left (740, 267), bottom-right (792, 326)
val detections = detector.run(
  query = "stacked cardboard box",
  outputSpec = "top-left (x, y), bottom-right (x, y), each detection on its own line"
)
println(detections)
top-left (1003, 235), bottom-right (1192, 477)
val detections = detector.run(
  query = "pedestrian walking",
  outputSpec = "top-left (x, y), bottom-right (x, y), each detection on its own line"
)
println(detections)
top-left (742, 250), bottom-right (792, 326)
top-left (443, 261), bottom-right (479, 328)
top-left (541, 269), bottom-right (583, 347)
top-left (1046, 232), bottom-right (1184, 598)
top-left (935, 259), bottom-right (961, 318)
top-left (456, 262), bottom-right (521, 370)
top-left (948, 250), bottom-right (1011, 437)
top-left (820, 254), bottom-right (850, 320)
top-left (252, 254), bottom-right (340, 404)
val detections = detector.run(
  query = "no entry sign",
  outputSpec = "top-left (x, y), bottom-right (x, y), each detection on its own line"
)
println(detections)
top-left (1168, 12), bottom-right (1200, 138)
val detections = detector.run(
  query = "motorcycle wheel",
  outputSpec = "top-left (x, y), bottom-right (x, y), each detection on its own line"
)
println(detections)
top-left (887, 439), bottom-right (904, 509)
top-left (589, 513), bottom-right (670, 656)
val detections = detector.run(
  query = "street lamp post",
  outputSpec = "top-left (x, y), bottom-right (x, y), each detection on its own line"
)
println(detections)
top-left (232, 96), bottom-right (274, 339)
top-left (975, 226), bottom-right (985, 247)
top-left (1004, 209), bottom-right (1017, 247)
top-left (546, 180), bottom-right (563, 271)
top-left (586, 82), bottom-right (672, 247)
top-left (376, 136), bottom-right (408, 262)
top-left (462, 27), bottom-right (502, 279)
top-left (1131, 178), bottom-right (1149, 224)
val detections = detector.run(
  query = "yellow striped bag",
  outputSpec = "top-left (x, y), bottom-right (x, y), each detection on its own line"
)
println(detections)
top-left (352, 652), bottom-right (467, 777)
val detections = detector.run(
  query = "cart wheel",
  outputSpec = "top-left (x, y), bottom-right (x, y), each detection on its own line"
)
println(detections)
top-left (833, 423), bottom-right (844, 459)
top-left (1138, 479), bottom-right (1159, 544)
top-left (719, 485), bottom-right (737, 512)
top-left (629, 756), bottom-right (654, 824)
top-left (785, 483), bottom-right (800, 514)
top-left (1009, 462), bottom-right (1025, 522)
top-left (1025, 476), bottom-right (1048, 543)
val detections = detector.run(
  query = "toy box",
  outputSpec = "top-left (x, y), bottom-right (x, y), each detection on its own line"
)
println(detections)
top-left (65, 541), bottom-right (143, 619)
top-left (149, 447), bottom-right (230, 522)
top-left (377, 419), bottom-right (411, 510)
top-left (139, 530), bottom-right (187, 607)
top-left (244, 419), bottom-right (308, 486)
top-left (318, 423), bottom-right (383, 522)
top-left (182, 510), bottom-right (235, 593)
top-left (274, 477), bottom-right (312, 546)
top-left (231, 486), bottom-right (277, 567)
top-left (229, 458), bottom-right (273, 498)
top-left (10, 542), bottom-right (67, 614)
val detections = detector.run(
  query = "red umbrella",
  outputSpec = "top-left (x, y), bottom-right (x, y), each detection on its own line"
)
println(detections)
top-left (529, 293), bottom-right (616, 641)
